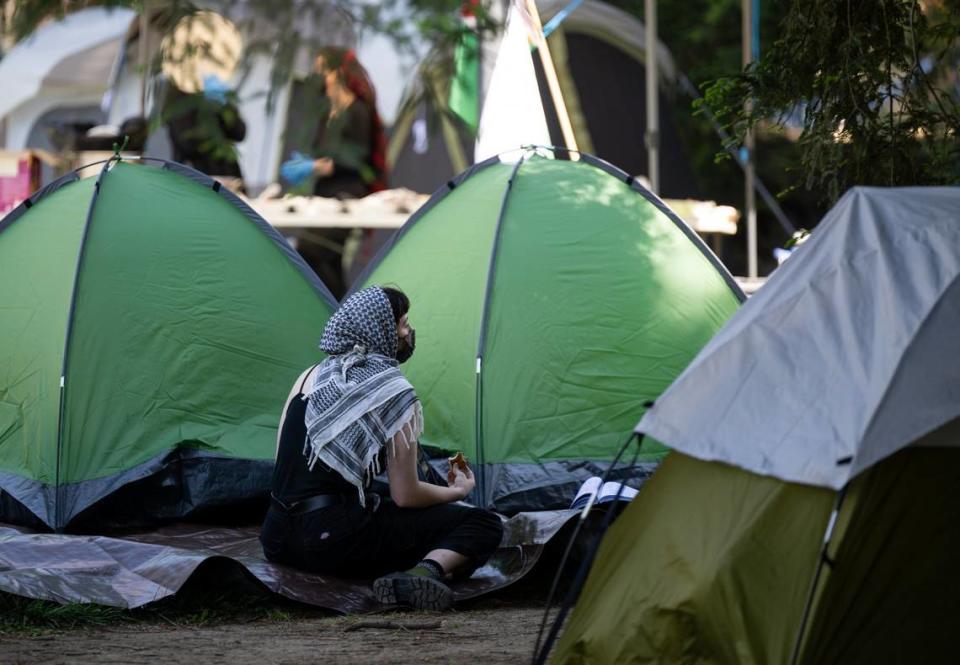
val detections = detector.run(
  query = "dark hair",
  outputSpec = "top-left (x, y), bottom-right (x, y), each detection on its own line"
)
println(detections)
top-left (381, 287), bottom-right (409, 324)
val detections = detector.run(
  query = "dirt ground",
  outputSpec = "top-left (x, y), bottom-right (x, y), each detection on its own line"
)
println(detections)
top-left (1, 600), bottom-right (554, 665)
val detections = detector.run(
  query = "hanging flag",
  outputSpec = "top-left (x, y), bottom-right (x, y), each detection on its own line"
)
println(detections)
top-left (475, 0), bottom-right (550, 161)
top-left (448, 2), bottom-right (481, 133)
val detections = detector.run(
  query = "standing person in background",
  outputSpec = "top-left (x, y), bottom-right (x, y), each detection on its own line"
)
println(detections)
top-left (164, 74), bottom-right (247, 187)
top-left (309, 46), bottom-right (387, 198)
top-left (281, 47), bottom-right (388, 296)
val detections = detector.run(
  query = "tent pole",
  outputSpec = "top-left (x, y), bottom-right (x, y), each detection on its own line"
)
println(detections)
top-left (474, 153), bottom-right (527, 507)
top-left (742, 0), bottom-right (758, 278)
top-left (532, 431), bottom-right (646, 665)
top-left (789, 484), bottom-right (849, 665)
top-left (644, 0), bottom-right (659, 194)
top-left (523, 0), bottom-right (579, 155)
top-left (53, 158), bottom-right (117, 531)
top-left (139, 7), bottom-right (149, 117)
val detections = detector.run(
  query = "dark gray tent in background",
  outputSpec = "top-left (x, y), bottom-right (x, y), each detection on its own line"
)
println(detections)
top-left (387, 0), bottom-right (700, 199)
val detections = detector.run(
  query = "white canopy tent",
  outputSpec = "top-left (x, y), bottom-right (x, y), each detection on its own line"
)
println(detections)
top-left (637, 186), bottom-right (960, 490)
top-left (474, 3), bottom-right (551, 161)
top-left (103, 3), bottom-right (355, 193)
top-left (0, 3), bottom-right (356, 190)
top-left (0, 7), bottom-right (135, 149)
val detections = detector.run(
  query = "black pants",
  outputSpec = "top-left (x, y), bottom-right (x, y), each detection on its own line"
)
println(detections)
top-left (259, 498), bottom-right (504, 579)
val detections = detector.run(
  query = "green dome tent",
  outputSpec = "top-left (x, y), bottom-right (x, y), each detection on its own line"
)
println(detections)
top-left (554, 187), bottom-right (960, 664)
top-left (0, 158), bottom-right (337, 531)
top-left (357, 148), bottom-right (744, 511)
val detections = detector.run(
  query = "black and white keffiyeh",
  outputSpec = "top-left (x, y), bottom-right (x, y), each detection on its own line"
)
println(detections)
top-left (303, 286), bottom-right (422, 505)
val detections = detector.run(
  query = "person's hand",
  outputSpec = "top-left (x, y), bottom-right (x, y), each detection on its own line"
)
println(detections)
top-left (201, 74), bottom-right (230, 104)
top-left (280, 151), bottom-right (315, 185)
top-left (447, 465), bottom-right (475, 501)
top-left (313, 157), bottom-right (334, 177)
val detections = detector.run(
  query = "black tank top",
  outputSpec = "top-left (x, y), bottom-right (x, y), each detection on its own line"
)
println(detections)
top-left (269, 367), bottom-right (357, 504)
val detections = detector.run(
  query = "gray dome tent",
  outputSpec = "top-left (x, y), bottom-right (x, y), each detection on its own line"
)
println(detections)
top-left (556, 187), bottom-right (960, 664)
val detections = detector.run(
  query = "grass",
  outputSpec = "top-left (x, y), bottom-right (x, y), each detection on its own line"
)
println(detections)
top-left (0, 582), bottom-right (548, 637)
top-left (0, 596), bottom-right (128, 634)
top-left (0, 588), bottom-right (320, 636)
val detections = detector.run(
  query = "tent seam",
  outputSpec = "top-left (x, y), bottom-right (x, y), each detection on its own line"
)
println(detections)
top-left (473, 153), bottom-right (528, 506)
top-left (53, 157), bottom-right (116, 531)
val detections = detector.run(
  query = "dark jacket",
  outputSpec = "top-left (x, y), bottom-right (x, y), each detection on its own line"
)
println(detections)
top-left (311, 100), bottom-right (374, 199)
top-left (164, 86), bottom-right (247, 178)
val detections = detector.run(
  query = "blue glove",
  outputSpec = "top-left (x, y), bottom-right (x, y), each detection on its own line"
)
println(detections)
top-left (280, 151), bottom-right (315, 186)
top-left (202, 74), bottom-right (230, 104)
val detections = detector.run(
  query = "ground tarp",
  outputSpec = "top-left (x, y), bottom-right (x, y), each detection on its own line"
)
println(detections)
top-left (0, 510), bottom-right (576, 611)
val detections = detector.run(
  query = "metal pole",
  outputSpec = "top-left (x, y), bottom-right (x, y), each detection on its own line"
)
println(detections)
top-left (789, 485), bottom-right (849, 665)
top-left (675, 73), bottom-right (795, 234)
top-left (139, 7), bottom-right (149, 117)
top-left (523, 0), bottom-right (579, 154)
top-left (645, 0), bottom-right (659, 194)
top-left (476, 13), bottom-right (483, 142)
top-left (742, 0), bottom-right (757, 278)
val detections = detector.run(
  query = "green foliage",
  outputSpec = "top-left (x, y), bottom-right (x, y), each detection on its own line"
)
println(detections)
top-left (1, 0), bottom-right (497, 158)
top-left (702, 0), bottom-right (960, 202)
top-left (0, 596), bottom-right (128, 635)
top-left (1, 1), bottom-right (491, 68)
top-left (0, 1), bottom-right (500, 171)
top-left (0, 589), bottom-right (313, 636)
top-left (606, 0), bottom-right (808, 272)
top-left (784, 228), bottom-right (811, 249)
top-left (607, 0), bottom-right (785, 85)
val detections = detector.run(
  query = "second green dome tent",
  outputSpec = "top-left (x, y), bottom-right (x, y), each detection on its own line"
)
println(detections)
top-left (356, 148), bottom-right (745, 511)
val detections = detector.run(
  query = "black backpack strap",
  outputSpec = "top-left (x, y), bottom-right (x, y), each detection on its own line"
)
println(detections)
top-left (299, 364), bottom-right (319, 395)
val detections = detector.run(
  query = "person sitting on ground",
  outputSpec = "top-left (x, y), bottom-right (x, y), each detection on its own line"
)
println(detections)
top-left (260, 286), bottom-right (503, 610)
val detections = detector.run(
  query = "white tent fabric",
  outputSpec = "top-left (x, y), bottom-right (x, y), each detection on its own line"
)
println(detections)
top-left (0, 8), bottom-right (134, 120)
top-left (637, 187), bottom-right (960, 490)
top-left (475, 3), bottom-right (550, 162)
